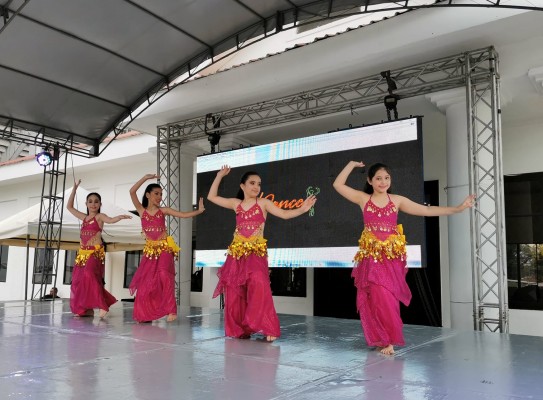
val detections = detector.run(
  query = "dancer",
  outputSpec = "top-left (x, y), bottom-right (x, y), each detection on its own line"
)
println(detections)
top-left (333, 161), bottom-right (474, 355)
top-left (208, 166), bottom-right (317, 341)
top-left (129, 174), bottom-right (204, 323)
top-left (67, 180), bottom-right (132, 318)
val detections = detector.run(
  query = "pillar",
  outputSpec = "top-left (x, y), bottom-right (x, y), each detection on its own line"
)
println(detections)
top-left (427, 88), bottom-right (474, 330)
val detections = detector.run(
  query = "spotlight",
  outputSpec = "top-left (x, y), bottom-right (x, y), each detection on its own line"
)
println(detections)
top-left (36, 151), bottom-right (53, 167)
top-left (207, 132), bottom-right (221, 153)
top-left (381, 70), bottom-right (400, 121)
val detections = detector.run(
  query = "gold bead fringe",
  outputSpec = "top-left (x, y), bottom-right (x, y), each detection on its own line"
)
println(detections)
top-left (143, 236), bottom-right (180, 260)
top-left (227, 235), bottom-right (268, 259)
top-left (75, 245), bottom-right (105, 267)
top-left (353, 224), bottom-right (406, 263)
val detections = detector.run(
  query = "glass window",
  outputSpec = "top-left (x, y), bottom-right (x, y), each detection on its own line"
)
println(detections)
top-left (63, 250), bottom-right (77, 285)
top-left (124, 251), bottom-right (142, 288)
top-left (270, 268), bottom-right (306, 297)
top-left (0, 245), bottom-right (8, 282)
top-left (191, 239), bottom-right (202, 292)
top-left (33, 248), bottom-right (53, 284)
top-left (505, 173), bottom-right (543, 310)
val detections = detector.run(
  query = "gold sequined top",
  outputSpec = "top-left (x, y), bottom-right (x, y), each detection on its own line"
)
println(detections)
top-left (227, 201), bottom-right (267, 259)
top-left (140, 209), bottom-right (180, 259)
top-left (353, 196), bottom-right (407, 263)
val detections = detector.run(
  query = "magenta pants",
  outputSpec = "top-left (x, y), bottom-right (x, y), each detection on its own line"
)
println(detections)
top-left (357, 283), bottom-right (405, 347)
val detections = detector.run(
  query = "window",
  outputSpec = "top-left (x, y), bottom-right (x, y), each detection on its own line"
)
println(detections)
top-left (270, 268), bottom-right (306, 297)
top-left (33, 248), bottom-right (53, 284)
top-left (505, 173), bottom-right (543, 310)
top-left (124, 250), bottom-right (142, 288)
top-left (0, 245), bottom-right (8, 282)
top-left (191, 239), bottom-right (202, 292)
top-left (63, 250), bottom-right (77, 285)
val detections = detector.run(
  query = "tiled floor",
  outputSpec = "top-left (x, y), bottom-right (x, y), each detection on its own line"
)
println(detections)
top-left (1, 299), bottom-right (542, 399)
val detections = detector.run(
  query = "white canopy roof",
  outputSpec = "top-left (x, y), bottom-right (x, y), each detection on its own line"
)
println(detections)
top-left (0, 187), bottom-right (144, 251)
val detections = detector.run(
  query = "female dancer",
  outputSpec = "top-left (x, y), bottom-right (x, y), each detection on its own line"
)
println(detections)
top-left (67, 180), bottom-right (132, 318)
top-left (208, 166), bottom-right (317, 341)
top-left (333, 161), bottom-right (474, 355)
top-left (129, 174), bottom-right (204, 323)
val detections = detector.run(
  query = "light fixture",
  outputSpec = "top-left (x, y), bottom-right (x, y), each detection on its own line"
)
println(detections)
top-left (36, 151), bottom-right (53, 167)
top-left (381, 70), bottom-right (400, 121)
top-left (205, 113), bottom-right (222, 153)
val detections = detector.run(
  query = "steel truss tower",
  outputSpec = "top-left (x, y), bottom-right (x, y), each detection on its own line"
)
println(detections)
top-left (158, 47), bottom-right (507, 332)
top-left (467, 53), bottom-right (508, 332)
top-left (30, 146), bottom-right (68, 301)
top-left (157, 129), bottom-right (183, 303)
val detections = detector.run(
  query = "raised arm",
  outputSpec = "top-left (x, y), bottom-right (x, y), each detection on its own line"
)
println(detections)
top-left (98, 213), bottom-right (133, 224)
top-left (261, 195), bottom-right (317, 220)
top-left (66, 179), bottom-right (87, 221)
top-left (207, 165), bottom-right (239, 210)
top-left (130, 174), bottom-right (157, 215)
top-left (395, 194), bottom-right (475, 217)
top-left (333, 161), bottom-right (370, 205)
top-left (162, 197), bottom-right (206, 218)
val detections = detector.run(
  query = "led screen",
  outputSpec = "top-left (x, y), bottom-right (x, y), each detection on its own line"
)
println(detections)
top-left (196, 117), bottom-right (424, 268)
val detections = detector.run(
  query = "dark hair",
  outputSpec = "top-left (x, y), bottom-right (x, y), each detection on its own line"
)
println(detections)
top-left (363, 163), bottom-right (392, 194)
top-left (236, 171), bottom-right (260, 200)
top-left (142, 183), bottom-right (162, 208)
top-left (86, 192), bottom-right (102, 215)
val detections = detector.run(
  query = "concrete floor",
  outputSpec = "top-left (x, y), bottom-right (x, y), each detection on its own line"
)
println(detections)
top-left (1, 299), bottom-right (542, 400)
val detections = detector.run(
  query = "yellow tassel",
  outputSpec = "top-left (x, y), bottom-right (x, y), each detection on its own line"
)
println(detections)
top-left (353, 225), bottom-right (406, 263)
top-left (143, 236), bottom-right (180, 260)
top-left (227, 235), bottom-right (268, 259)
top-left (75, 245), bottom-right (105, 267)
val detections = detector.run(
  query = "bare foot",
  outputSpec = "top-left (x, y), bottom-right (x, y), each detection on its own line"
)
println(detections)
top-left (266, 336), bottom-right (277, 342)
top-left (166, 314), bottom-right (177, 322)
top-left (99, 309), bottom-right (108, 319)
top-left (379, 344), bottom-right (395, 356)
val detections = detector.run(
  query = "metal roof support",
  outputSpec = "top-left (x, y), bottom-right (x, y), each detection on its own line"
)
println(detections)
top-left (1, 1), bottom-right (541, 157)
top-left (159, 47), bottom-right (507, 332)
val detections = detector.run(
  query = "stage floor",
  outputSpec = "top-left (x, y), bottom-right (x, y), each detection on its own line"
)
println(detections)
top-left (1, 299), bottom-right (542, 400)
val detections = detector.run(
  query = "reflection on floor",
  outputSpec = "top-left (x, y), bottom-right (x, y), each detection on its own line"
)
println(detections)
top-left (0, 299), bottom-right (542, 399)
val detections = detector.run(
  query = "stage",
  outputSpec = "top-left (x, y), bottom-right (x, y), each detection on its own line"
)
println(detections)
top-left (0, 300), bottom-right (542, 399)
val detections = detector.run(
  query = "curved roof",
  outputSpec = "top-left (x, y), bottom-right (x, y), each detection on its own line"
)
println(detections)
top-left (0, 0), bottom-right (392, 156)
top-left (0, 0), bottom-right (541, 157)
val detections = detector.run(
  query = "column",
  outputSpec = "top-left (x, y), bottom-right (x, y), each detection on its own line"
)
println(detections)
top-left (178, 145), bottom-right (200, 307)
top-left (427, 88), bottom-right (473, 330)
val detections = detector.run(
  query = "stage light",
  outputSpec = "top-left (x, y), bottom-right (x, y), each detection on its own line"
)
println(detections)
top-left (36, 151), bottom-right (53, 167)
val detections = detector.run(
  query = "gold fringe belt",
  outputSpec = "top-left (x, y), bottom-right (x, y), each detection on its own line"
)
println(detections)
top-left (75, 245), bottom-right (105, 267)
top-left (353, 224), bottom-right (406, 263)
top-left (227, 235), bottom-right (268, 259)
top-left (143, 236), bottom-right (180, 259)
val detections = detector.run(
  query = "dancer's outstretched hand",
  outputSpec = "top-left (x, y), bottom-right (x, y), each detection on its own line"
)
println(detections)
top-left (217, 165), bottom-right (231, 177)
top-left (300, 195), bottom-right (317, 212)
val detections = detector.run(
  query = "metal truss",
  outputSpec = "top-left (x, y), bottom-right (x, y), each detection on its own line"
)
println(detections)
top-left (160, 47), bottom-right (507, 332)
top-left (466, 51), bottom-right (508, 332)
top-left (157, 125), bottom-right (183, 304)
top-left (0, 117), bottom-right (94, 158)
top-left (159, 48), bottom-right (484, 142)
top-left (30, 146), bottom-right (68, 301)
top-left (1, 1), bottom-right (541, 158)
